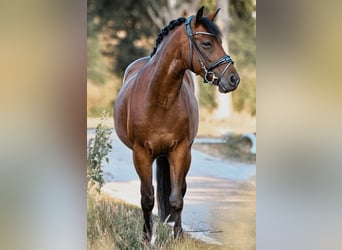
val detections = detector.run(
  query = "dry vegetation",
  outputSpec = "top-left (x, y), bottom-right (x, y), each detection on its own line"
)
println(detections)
top-left (87, 77), bottom-right (119, 117)
top-left (88, 191), bottom-right (224, 250)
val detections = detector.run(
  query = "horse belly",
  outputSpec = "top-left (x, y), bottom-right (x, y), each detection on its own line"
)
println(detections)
top-left (114, 81), bottom-right (135, 149)
top-left (114, 57), bottom-right (151, 149)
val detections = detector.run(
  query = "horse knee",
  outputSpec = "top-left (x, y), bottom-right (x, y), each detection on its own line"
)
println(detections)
top-left (169, 193), bottom-right (183, 211)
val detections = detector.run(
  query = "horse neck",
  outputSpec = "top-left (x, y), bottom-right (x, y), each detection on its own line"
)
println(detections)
top-left (146, 30), bottom-right (187, 109)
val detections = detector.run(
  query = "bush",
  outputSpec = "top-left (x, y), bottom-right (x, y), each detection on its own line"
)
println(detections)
top-left (87, 112), bottom-right (112, 192)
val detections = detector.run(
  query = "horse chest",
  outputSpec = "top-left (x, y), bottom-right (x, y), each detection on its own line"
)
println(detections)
top-left (132, 117), bottom-right (187, 155)
top-left (143, 132), bottom-right (180, 156)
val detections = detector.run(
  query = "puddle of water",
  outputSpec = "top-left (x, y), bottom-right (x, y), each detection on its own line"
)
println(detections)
top-left (194, 137), bottom-right (226, 144)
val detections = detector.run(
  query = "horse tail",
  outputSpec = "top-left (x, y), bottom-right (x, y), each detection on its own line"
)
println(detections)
top-left (156, 156), bottom-right (173, 222)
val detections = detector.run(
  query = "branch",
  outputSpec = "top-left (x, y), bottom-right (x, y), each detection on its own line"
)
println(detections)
top-left (146, 6), bottom-right (164, 29)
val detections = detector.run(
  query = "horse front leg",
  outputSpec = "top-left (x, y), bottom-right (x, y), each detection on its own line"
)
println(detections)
top-left (168, 144), bottom-right (191, 239)
top-left (133, 145), bottom-right (154, 242)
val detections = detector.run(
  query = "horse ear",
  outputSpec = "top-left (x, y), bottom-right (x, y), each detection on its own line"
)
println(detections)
top-left (208, 8), bottom-right (220, 22)
top-left (195, 6), bottom-right (205, 25)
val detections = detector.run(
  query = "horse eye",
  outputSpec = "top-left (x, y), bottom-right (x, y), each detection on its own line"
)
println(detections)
top-left (201, 41), bottom-right (212, 49)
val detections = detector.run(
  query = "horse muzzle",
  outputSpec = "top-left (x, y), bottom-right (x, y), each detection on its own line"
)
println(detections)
top-left (218, 73), bottom-right (240, 93)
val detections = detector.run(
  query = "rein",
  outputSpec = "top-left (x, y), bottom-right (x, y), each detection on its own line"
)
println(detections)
top-left (185, 16), bottom-right (234, 85)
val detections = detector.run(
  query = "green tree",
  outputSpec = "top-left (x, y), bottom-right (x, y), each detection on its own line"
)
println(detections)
top-left (88, 0), bottom-right (159, 76)
top-left (229, 0), bottom-right (256, 115)
top-left (229, 0), bottom-right (256, 68)
top-left (199, 0), bottom-right (256, 116)
top-left (87, 1), bottom-right (256, 115)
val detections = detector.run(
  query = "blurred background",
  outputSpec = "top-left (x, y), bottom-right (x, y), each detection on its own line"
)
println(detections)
top-left (87, 0), bottom-right (256, 136)
top-left (2, 0), bottom-right (342, 249)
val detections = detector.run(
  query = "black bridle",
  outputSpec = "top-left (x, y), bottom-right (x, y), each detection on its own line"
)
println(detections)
top-left (185, 16), bottom-right (234, 85)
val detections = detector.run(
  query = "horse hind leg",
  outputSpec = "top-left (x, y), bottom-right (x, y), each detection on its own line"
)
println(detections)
top-left (133, 146), bottom-right (154, 242)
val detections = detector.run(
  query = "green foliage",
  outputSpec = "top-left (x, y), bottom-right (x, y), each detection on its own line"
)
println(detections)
top-left (200, 0), bottom-right (216, 11)
top-left (88, 103), bottom-right (113, 118)
top-left (87, 112), bottom-right (113, 192)
top-left (87, 194), bottom-right (143, 249)
top-left (229, 0), bottom-right (256, 116)
top-left (87, 194), bottom-right (139, 249)
top-left (198, 78), bottom-right (217, 111)
top-left (87, 0), bottom-right (158, 76)
top-left (230, 0), bottom-right (256, 22)
top-left (232, 69), bottom-right (256, 115)
top-left (87, 0), bottom-right (256, 116)
top-left (87, 36), bottom-right (111, 85)
top-left (229, 0), bottom-right (256, 69)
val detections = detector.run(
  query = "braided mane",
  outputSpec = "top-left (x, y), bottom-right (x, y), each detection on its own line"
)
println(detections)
top-left (150, 17), bottom-right (186, 57)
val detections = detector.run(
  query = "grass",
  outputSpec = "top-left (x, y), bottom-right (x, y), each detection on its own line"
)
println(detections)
top-left (87, 190), bottom-right (223, 250)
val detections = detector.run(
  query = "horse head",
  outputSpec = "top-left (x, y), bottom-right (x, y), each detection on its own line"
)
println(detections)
top-left (185, 6), bottom-right (240, 93)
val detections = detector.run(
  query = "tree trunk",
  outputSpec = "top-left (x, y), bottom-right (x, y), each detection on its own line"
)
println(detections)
top-left (214, 0), bottom-right (233, 119)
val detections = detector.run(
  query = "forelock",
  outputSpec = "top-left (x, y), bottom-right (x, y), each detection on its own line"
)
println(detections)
top-left (199, 17), bottom-right (222, 38)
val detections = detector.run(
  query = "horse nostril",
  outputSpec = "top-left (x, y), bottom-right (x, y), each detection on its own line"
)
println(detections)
top-left (229, 74), bottom-right (240, 87)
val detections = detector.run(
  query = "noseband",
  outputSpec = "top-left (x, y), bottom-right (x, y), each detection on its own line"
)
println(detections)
top-left (185, 16), bottom-right (234, 85)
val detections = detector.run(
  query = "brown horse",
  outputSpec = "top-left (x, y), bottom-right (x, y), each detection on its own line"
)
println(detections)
top-left (114, 6), bottom-right (240, 241)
